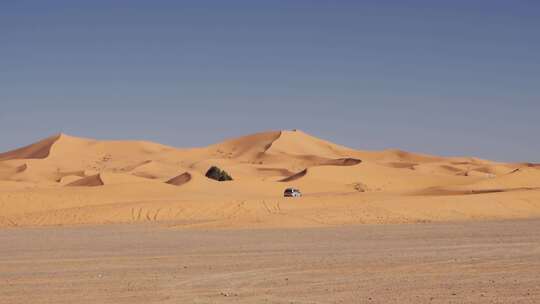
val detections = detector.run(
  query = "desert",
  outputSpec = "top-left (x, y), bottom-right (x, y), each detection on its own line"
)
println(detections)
top-left (1, 130), bottom-right (539, 229)
top-left (1, 130), bottom-right (540, 303)
top-left (2, 1), bottom-right (539, 302)
top-left (2, 220), bottom-right (539, 303)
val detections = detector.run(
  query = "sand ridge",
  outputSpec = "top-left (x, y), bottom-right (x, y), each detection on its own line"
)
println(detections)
top-left (0, 129), bottom-right (539, 228)
top-left (166, 172), bottom-right (192, 186)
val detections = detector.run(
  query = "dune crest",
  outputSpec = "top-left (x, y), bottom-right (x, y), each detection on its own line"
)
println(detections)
top-left (0, 134), bottom-right (61, 161)
top-left (321, 158), bottom-right (362, 166)
top-left (279, 168), bottom-right (308, 182)
top-left (166, 172), bottom-right (192, 186)
top-left (265, 130), bottom-right (353, 158)
top-left (209, 131), bottom-right (282, 160)
top-left (66, 174), bottom-right (104, 187)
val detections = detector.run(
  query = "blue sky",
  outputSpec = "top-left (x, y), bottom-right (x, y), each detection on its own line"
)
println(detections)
top-left (1, 0), bottom-right (539, 162)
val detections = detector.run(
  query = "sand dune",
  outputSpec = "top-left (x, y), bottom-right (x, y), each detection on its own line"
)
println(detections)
top-left (279, 168), bottom-right (308, 182)
top-left (460, 167), bottom-right (540, 190)
top-left (320, 157), bottom-right (362, 166)
top-left (208, 130), bottom-right (282, 161)
top-left (0, 129), bottom-right (539, 228)
top-left (66, 174), bottom-right (104, 187)
top-left (58, 174), bottom-right (85, 185)
top-left (166, 172), bottom-right (192, 186)
top-left (15, 163), bottom-right (28, 173)
top-left (265, 130), bottom-right (354, 158)
top-left (0, 163), bottom-right (25, 179)
top-left (0, 134), bottom-right (60, 161)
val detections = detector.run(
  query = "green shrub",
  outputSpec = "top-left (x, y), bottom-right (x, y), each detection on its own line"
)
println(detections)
top-left (205, 166), bottom-right (233, 181)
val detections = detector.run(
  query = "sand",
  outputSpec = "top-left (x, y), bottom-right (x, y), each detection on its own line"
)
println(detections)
top-left (1, 129), bottom-right (540, 228)
top-left (1, 220), bottom-right (539, 303)
top-left (2, 130), bottom-right (540, 303)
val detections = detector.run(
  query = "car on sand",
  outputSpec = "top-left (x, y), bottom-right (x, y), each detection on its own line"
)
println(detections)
top-left (284, 188), bottom-right (302, 197)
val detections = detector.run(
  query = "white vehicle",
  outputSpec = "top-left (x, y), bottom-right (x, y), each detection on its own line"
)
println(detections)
top-left (284, 188), bottom-right (302, 197)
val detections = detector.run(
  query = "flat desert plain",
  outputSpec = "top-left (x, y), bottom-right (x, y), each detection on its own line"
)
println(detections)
top-left (1, 130), bottom-right (540, 303)
top-left (1, 220), bottom-right (539, 303)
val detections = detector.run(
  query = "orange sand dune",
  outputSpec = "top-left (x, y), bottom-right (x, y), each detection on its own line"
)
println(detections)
top-left (279, 168), bottom-right (308, 182)
top-left (66, 174), bottom-right (104, 187)
top-left (0, 129), bottom-right (539, 228)
top-left (166, 172), bottom-right (192, 186)
top-left (0, 134), bottom-right (60, 161)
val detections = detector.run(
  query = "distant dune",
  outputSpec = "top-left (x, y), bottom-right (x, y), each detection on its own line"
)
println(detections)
top-left (0, 129), bottom-right (539, 228)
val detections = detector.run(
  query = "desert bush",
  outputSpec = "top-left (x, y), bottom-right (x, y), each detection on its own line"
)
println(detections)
top-left (205, 166), bottom-right (233, 181)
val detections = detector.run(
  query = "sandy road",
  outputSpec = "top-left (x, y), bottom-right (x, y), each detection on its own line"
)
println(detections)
top-left (1, 220), bottom-right (539, 304)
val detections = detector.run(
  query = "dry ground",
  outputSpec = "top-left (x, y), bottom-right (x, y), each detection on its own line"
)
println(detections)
top-left (1, 220), bottom-right (539, 304)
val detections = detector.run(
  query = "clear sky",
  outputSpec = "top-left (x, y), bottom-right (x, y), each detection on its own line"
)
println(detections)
top-left (1, 0), bottom-right (539, 162)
